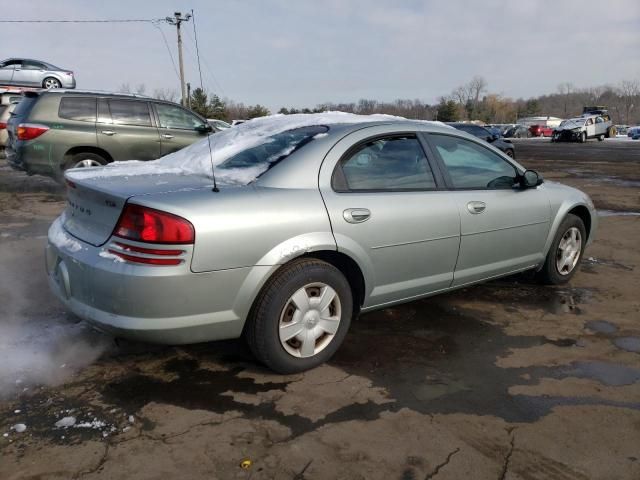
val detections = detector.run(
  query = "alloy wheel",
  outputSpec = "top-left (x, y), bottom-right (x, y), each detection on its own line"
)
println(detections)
top-left (278, 282), bottom-right (342, 358)
top-left (44, 78), bottom-right (61, 89)
top-left (556, 227), bottom-right (582, 275)
top-left (73, 159), bottom-right (102, 168)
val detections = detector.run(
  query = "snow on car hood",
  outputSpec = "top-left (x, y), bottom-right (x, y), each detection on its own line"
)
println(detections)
top-left (66, 112), bottom-right (446, 185)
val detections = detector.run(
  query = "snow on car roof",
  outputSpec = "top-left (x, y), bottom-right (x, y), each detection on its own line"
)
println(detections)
top-left (66, 112), bottom-right (448, 183)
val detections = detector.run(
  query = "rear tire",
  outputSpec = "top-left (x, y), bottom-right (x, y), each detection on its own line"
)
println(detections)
top-left (64, 152), bottom-right (107, 171)
top-left (42, 77), bottom-right (61, 89)
top-left (537, 214), bottom-right (586, 285)
top-left (245, 258), bottom-right (353, 374)
top-left (597, 134), bottom-right (605, 141)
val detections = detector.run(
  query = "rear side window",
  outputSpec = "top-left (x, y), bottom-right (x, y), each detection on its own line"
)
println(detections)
top-left (335, 135), bottom-right (436, 191)
top-left (58, 97), bottom-right (97, 122)
top-left (108, 100), bottom-right (152, 127)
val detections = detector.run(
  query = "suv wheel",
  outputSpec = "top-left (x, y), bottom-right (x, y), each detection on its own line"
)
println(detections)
top-left (42, 77), bottom-right (61, 89)
top-left (245, 258), bottom-right (353, 374)
top-left (65, 152), bottom-right (107, 171)
top-left (597, 134), bottom-right (605, 141)
top-left (579, 132), bottom-right (587, 143)
top-left (537, 214), bottom-right (586, 285)
top-left (505, 149), bottom-right (515, 158)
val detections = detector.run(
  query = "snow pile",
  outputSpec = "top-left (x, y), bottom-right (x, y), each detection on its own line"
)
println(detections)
top-left (49, 215), bottom-right (82, 253)
top-left (55, 416), bottom-right (77, 428)
top-left (66, 112), bottom-right (446, 184)
top-left (12, 424), bottom-right (26, 433)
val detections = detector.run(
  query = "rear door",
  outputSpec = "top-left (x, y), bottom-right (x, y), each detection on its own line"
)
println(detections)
top-left (425, 132), bottom-right (550, 286)
top-left (319, 127), bottom-right (460, 307)
top-left (96, 98), bottom-right (160, 161)
top-left (152, 102), bottom-right (208, 156)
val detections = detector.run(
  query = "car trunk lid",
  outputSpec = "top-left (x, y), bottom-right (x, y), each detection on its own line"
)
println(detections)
top-left (62, 169), bottom-right (212, 246)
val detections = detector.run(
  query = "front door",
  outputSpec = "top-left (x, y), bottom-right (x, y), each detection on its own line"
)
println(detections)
top-left (319, 128), bottom-right (461, 308)
top-left (585, 118), bottom-right (596, 138)
top-left (425, 133), bottom-right (550, 287)
top-left (96, 98), bottom-right (161, 161)
top-left (153, 102), bottom-right (208, 156)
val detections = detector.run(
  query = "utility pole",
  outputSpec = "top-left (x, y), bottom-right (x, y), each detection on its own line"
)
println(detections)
top-left (187, 82), bottom-right (191, 109)
top-left (165, 11), bottom-right (191, 106)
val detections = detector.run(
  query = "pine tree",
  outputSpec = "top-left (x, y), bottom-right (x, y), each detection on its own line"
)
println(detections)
top-left (246, 104), bottom-right (270, 119)
top-left (190, 88), bottom-right (211, 118)
top-left (436, 100), bottom-right (459, 122)
top-left (208, 94), bottom-right (228, 121)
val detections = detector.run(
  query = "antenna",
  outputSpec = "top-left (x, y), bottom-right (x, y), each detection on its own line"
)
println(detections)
top-left (191, 8), bottom-right (219, 192)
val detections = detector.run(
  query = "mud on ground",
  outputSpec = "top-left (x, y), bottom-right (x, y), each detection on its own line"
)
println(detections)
top-left (0, 140), bottom-right (639, 479)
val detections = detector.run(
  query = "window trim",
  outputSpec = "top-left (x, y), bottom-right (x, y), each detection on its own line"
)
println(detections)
top-left (424, 132), bottom-right (522, 191)
top-left (331, 132), bottom-right (444, 193)
top-left (152, 101), bottom-right (206, 131)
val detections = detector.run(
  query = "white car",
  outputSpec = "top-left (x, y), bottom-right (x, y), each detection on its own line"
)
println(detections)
top-left (552, 114), bottom-right (612, 143)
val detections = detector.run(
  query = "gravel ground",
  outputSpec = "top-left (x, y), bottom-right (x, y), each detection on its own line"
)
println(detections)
top-left (1, 138), bottom-right (639, 479)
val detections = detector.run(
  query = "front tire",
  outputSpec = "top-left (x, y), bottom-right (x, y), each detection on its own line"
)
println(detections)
top-left (537, 214), bottom-right (586, 285)
top-left (245, 258), bottom-right (353, 373)
top-left (43, 77), bottom-right (61, 89)
top-left (579, 132), bottom-right (587, 143)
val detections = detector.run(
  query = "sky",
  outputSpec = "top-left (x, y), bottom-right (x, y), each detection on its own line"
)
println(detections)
top-left (2, 0), bottom-right (639, 111)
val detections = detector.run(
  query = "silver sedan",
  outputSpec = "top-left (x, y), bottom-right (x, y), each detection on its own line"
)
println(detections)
top-left (0, 58), bottom-right (76, 89)
top-left (47, 114), bottom-right (597, 373)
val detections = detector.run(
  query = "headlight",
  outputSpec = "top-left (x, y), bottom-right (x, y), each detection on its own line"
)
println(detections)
top-left (572, 128), bottom-right (581, 133)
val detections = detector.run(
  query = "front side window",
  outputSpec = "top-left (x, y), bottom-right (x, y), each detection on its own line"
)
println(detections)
top-left (430, 134), bottom-right (517, 189)
top-left (58, 97), bottom-right (97, 122)
top-left (335, 135), bottom-right (436, 191)
top-left (156, 103), bottom-right (205, 130)
top-left (109, 100), bottom-right (151, 127)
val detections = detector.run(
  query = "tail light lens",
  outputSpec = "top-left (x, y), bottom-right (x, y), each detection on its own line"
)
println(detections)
top-left (113, 204), bottom-right (195, 244)
top-left (17, 123), bottom-right (49, 141)
top-left (0, 122), bottom-right (6, 130)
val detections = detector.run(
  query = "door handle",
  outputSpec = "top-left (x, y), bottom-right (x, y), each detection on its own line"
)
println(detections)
top-left (161, 134), bottom-right (174, 139)
top-left (101, 130), bottom-right (116, 136)
top-left (343, 208), bottom-right (371, 224)
top-left (467, 201), bottom-right (486, 214)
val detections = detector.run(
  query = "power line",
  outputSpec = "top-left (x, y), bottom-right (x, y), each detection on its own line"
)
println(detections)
top-left (191, 9), bottom-right (204, 91)
top-left (0, 18), bottom-right (162, 23)
top-left (150, 21), bottom-right (180, 82)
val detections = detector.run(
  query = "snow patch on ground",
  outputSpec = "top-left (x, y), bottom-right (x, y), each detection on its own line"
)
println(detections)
top-left (48, 215), bottom-right (82, 253)
top-left (66, 112), bottom-right (448, 183)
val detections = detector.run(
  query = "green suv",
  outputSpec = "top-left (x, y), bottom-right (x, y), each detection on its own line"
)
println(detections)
top-left (6, 90), bottom-right (212, 180)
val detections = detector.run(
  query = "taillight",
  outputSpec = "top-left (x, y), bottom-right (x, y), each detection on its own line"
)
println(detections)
top-left (113, 204), bottom-right (195, 244)
top-left (0, 122), bottom-right (6, 130)
top-left (17, 123), bottom-right (49, 141)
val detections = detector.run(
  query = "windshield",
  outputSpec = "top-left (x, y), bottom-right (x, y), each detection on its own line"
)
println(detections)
top-left (560, 118), bottom-right (585, 128)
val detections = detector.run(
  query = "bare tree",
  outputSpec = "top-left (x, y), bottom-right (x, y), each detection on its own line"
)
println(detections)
top-left (617, 80), bottom-right (639, 124)
top-left (117, 83), bottom-right (146, 95)
top-left (152, 88), bottom-right (179, 102)
top-left (557, 82), bottom-right (574, 117)
top-left (469, 76), bottom-right (487, 119)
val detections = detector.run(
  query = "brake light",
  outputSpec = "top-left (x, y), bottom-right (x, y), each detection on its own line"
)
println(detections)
top-left (17, 123), bottom-right (49, 141)
top-left (113, 204), bottom-right (195, 244)
top-left (0, 122), bottom-right (6, 130)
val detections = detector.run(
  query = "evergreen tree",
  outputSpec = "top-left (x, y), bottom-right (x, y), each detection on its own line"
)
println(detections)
top-left (246, 104), bottom-right (270, 119)
top-left (189, 88), bottom-right (211, 118)
top-left (208, 94), bottom-right (228, 121)
top-left (436, 100), bottom-right (459, 122)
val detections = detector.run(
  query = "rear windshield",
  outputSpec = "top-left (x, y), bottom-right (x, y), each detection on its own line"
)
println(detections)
top-left (12, 96), bottom-right (38, 118)
top-left (214, 125), bottom-right (328, 184)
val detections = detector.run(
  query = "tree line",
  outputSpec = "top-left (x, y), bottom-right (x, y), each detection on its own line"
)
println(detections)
top-left (118, 77), bottom-right (640, 125)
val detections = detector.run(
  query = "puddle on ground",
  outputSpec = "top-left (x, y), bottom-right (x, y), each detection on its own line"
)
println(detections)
top-left (585, 320), bottom-right (618, 334)
top-left (612, 337), bottom-right (640, 353)
top-left (582, 257), bottom-right (634, 273)
top-left (597, 210), bottom-right (640, 217)
top-left (561, 361), bottom-right (640, 386)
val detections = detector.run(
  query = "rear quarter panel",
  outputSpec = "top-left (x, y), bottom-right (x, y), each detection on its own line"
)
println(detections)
top-left (131, 185), bottom-right (336, 273)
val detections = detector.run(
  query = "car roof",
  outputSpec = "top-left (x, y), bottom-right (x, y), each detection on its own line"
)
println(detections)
top-left (36, 89), bottom-right (152, 99)
top-left (2, 58), bottom-right (59, 68)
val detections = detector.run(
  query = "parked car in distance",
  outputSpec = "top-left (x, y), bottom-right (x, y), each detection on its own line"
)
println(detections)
top-left (504, 124), bottom-right (531, 138)
top-left (551, 115), bottom-right (611, 143)
top-left (207, 118), bottom-right (231, 131)
top-left (0, 90), bottom-right (23, 158)
top-left (46, 114), bottom-right (596, 373)
top-left (447, 122), bottom-right (515, 157)
top-left (529, 124), bottom-right (554, 137)
top-left (0, 58), bottom-right (76, 89)
top-left (6, 89), bottom-right (212, 180)
top-left (626, 126), bottom-right (640, 137)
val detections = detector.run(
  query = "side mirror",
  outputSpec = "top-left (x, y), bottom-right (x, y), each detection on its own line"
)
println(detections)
top-left (195, 124), bottom-right (214, 134)
top-left (521, 169), bottom-right (542, 188)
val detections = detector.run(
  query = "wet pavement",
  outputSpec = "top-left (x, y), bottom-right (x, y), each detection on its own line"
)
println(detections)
top-left (1, 139), bottom-right (640, 479)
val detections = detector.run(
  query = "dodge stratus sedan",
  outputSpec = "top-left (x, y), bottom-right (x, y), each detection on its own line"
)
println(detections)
top-left (47, 114), bottom-right (597, 373)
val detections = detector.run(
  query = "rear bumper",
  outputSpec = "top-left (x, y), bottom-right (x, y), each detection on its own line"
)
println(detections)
top-left (46, 217), bottom-right (258, 344)
top-left (6, 143), bottom-right (58, 176)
